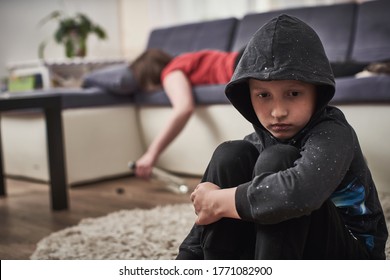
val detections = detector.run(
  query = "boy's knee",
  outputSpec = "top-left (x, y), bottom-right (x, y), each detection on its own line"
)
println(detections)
top-left (255, 144), bottom-right (301, 175)
top-left (211, 140), bottom-right (259, 168)
top-left (203, 140), bottom-right (259, 186)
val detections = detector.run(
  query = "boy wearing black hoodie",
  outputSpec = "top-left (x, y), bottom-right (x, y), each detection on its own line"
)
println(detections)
top-left (177, 15), bottom-right (388, 260)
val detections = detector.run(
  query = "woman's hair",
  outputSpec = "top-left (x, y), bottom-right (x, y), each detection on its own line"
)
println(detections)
top-left (130, 48), bottom-right (173, 92)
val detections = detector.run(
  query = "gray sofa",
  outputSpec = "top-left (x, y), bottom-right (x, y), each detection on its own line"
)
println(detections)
top-left (1, 0), bottom-right (389, 193)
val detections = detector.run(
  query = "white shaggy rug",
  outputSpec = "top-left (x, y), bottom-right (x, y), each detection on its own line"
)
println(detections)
top-left (31, 193), bottom-right (390, 260)
top-left (31, 204), bottom-right (196, 260)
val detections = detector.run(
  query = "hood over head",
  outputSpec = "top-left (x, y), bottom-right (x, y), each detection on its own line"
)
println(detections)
top-left (225, 14), bottom-right (335, 128)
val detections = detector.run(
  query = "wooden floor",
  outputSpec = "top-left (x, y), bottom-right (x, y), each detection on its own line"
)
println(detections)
top-left (0, 175), bottom-right (200, 260)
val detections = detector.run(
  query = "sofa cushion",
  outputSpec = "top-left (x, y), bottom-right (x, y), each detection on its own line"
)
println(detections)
top-left (60, 87), bottom-right (134, 109)
top-left (231, 3), bottom-right (356, 63)
top-left (332, 75), bottom-right (390, 105)
top-left (134, 85), bottom-right (229, 106)
top-left (331, 62), bottom-right (368, 78)
top-left (82, 64), bottom-right (138, 95)
top-left (351, 0), bottom-right (390, 63)
top-left (146, 18), bottom-right (238, 56)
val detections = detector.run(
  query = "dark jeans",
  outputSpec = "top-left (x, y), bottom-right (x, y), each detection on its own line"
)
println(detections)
top-left (177, 140), bottom-right (370, 260)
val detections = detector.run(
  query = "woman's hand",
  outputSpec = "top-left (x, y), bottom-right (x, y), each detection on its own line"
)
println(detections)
top-left (135, 152), bottom-right (156, 179)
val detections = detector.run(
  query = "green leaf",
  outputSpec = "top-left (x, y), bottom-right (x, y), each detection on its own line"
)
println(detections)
top-left (38, 41), bottom-right (47, 59)
top-left (93, 26), bottom-right (107, 39)
top-left (77, 13), bottom-right (92, 30)
top-left (54, 27), bottom-right (65, 43)
top-left (78, 38), bottom-right (87, 57)
top-left (65, 40), bottom-right (74, 58)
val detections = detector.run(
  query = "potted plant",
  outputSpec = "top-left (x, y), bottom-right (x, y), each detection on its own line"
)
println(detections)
top-left (39, 10), bottom-right (107, 58)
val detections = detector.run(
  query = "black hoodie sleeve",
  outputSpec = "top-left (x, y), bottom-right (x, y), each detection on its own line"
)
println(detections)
top-left (235, 118), bottom-right (355, 224)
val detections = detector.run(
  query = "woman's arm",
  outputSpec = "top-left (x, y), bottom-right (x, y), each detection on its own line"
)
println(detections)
top-left (135, 70), bottom-right (195, 178)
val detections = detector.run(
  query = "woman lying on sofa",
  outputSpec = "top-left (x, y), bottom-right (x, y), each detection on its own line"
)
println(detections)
top-left (130, 48), bottom-right (244, 178)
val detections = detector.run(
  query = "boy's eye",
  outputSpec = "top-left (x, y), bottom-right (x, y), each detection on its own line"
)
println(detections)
top-left (288, 91), bottom-right (300, 97)
top-left (257, 92), bottom-right (270, 98)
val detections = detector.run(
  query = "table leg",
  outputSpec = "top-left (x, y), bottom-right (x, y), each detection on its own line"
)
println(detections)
top-left (0, 122), bottom-right (6, 196)
top-left (45, 107), bottom-right (68, 210)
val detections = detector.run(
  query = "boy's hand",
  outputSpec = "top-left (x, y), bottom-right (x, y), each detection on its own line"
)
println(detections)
top-left (191, 182), bottom-right (240, 225)
top-left (191, 182), bottom-right (222, 225)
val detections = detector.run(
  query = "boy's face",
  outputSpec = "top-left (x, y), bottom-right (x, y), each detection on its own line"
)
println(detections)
top-left (249, 79), bottom-right (316, 140)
